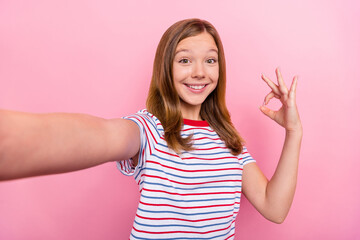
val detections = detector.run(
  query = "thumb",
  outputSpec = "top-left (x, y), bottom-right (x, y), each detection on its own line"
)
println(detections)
top-left (259, 105), bottom-right (276, 120)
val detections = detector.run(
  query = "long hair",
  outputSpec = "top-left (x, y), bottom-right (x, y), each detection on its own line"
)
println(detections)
top-left (146, 18), bottom-right (244, 155)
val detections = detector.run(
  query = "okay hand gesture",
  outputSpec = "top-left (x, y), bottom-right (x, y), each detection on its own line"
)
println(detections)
top-left (260, 67), bottom-right (302, 133)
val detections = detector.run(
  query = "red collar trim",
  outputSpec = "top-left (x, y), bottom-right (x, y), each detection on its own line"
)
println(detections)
top-left (183, 119), bottom-right (209, 127)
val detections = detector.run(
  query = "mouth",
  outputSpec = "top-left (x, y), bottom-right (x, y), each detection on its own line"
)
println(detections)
top-left (185, 84), bottom-right (207, 90)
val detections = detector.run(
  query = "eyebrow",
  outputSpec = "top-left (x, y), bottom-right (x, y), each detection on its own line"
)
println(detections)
top-left (174, 48), bottom-right (218, 55)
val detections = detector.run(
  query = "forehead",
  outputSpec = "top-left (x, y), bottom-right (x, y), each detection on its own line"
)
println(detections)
top-left (175, 32), bottom-right (218, 53)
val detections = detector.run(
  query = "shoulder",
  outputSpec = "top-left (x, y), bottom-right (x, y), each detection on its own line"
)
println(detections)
top-left (122, 109), bottom-right (163, 145)
top-left (123, 109), bottom-right (161, 129)
top-left (237, 146), bottom-right (256, 166)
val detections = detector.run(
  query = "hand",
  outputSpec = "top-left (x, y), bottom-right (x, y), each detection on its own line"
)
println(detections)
top-left (260, 67), bottom-right (302, 133)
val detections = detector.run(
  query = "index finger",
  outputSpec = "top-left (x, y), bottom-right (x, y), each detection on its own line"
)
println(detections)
top-left (261, 74), bottom-right (281, 96)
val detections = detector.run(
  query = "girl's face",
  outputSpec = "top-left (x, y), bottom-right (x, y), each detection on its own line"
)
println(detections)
top-left (172, 32), bottom-right (219, 120)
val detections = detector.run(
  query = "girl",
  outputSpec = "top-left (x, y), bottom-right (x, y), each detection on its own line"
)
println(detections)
top-left (0, 19), bottom-right (302, 239)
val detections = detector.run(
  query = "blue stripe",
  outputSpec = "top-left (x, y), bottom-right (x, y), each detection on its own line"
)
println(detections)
top-left (181, 131), bottom-right (218, 137)
top-left (141, 181), bottom-right (241, 191)
top-left (130, 226), bottom-right (235, 240)
top-left (133, 113), bottom-right (158, 134)
top-left (128, 114), bottom-right (162, 139)
top-left (137, 207), bottom-right (233, 216)
top-left (192, 141), bottom-right (223, 146)
top-left (135, 166), bottom-right (144, 181)
top-left (241, 155), bottom-right (253, 160)
top-left (243, 159), bottom-right (256, 164)
top-left (134, 218), bottom-right (233, 229)
top-left (181, 150), bottom-right (233, 156)
top-left (158, 142), bottom-right (229, 150)
top-left (141, 194), bottom-right (240, 203)
top-left (145, 168), bottom-right (242, 179)
top-left (156, 143), bottom-right (236, 157)
top-left (151, 153), bottom-right (239, 167)
top-left (134, 133), bottom-right (148, 180)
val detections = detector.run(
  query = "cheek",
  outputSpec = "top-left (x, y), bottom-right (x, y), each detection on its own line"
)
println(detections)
top-left (173, 65), bottom-right (186, 81)
top-left (209, 66), bottom-right (219, 82)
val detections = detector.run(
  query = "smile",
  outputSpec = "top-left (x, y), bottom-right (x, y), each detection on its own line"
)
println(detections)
top-left (185, 84), bottom-right (207, 90)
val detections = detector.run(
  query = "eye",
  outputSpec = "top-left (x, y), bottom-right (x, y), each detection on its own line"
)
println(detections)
top-left (206, 58), bottom-right (217, 64)
top-left (179, 58), bottom-right (190, 64)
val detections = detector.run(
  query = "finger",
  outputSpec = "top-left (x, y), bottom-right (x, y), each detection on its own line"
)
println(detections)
top-left (259, 105), bottom-right (276, 120)
top-left (289, 75), bottom-right (298, 96)
top-left (261, 73), bottom-right (281, 96)
top-left (264, 91), bottom-right (280, 105)
top-left (276, 67), bottom-right (289, 95)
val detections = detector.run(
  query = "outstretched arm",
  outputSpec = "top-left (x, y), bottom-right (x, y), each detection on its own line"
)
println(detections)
top-left (242, 67), bottom-right (302, 223)
top-left (0, 110), bottom-right (140, 181)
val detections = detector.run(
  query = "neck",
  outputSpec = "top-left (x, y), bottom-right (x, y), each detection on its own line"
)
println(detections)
top-left (180, 102), bottom-right (202, 120)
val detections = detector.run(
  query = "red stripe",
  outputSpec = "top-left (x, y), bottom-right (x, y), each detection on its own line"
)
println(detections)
top-left (129, 116), bottom-right (152, 155)
top-left (225, 233), bottom-right (235, 240)
top-left (183, 119), bottom-right (209, 127)
top-left (182, 127), bottom-right (214, 133)
top-left (142, 188), bottom-right (241, 196)
top-left (194, 146), bottom-right (229, 151)
top-left (147, 160), bottom-right (241, 173)
top-left (155, 148), bottom-right (181, 159)
top-left (135, 213), bottom-right (233, 222)
top-left (139, 200), bottom-right (240, 209)
top-left (159, 136), bottom-right (221, 142)
top-left (155, 147), bottom-right (242, 163)
top-left (142, 174), bottom-right (242, 185)
top-left (182, 156), bottom-right (239, 161)
top-left (141, 148), bottom-right (145, 160)
top-left (192, 136), bottom-right (221, 141)
top-left (138, 115), bottom-right (158, 144)
top-left (132, 219), bottom-right (236, 234)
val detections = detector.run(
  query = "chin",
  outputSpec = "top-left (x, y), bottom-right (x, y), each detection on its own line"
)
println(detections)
top-left (185, 98), bottom-right (207, 106)
top-left (180, 98), bottom-right (204, 108)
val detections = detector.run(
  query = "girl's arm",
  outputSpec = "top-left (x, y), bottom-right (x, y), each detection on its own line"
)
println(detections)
top-left (0, 110), bottom-right (140, 181)
top-left (242, 67), bottom-right (303, 223)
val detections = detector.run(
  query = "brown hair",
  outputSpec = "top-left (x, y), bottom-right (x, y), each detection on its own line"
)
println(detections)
top-left (146, 18), bottom-right (244, 155)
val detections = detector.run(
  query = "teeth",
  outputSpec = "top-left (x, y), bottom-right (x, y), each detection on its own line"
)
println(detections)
top-left (187, 85), bottom-right (205, 90)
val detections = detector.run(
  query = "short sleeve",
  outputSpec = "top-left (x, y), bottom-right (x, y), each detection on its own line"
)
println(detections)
top-left (116, 110), bottom-right (160, 181)
top-left (238, 146), bottom-right (256, 166)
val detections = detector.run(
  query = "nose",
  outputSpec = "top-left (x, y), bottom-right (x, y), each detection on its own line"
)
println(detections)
top-left (191, 62), bottom-right (205, 80)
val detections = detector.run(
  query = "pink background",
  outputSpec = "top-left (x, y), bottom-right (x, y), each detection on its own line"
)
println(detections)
top-left (0, 0), bottom-right (359, 239)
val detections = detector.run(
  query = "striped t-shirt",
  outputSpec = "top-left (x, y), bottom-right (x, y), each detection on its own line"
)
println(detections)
top-left (117, 109), bottom-right (256, 240)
